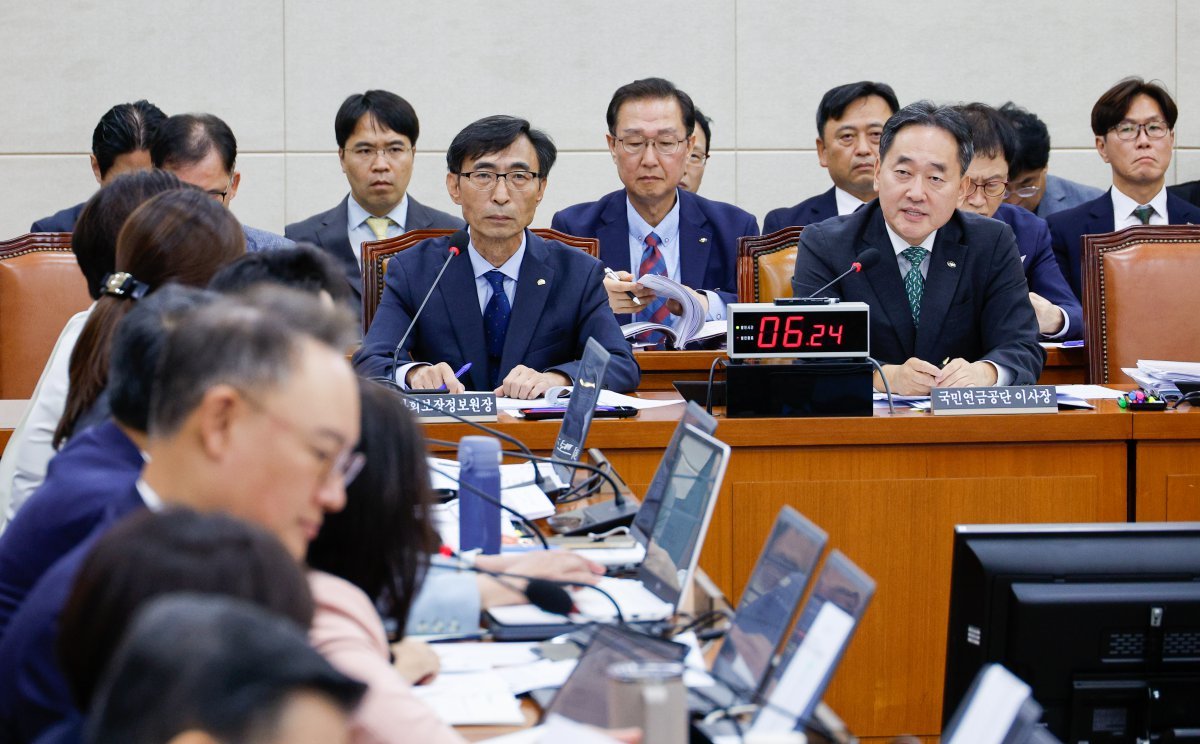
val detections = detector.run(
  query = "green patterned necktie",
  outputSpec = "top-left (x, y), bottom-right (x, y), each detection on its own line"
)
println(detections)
top-left (900, 246), bottom-right (929, 327)
top-left (1133, 205), bottom-right (1154, 225)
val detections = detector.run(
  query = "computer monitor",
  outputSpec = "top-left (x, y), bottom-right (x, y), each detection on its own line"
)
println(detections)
top-left (943, 522), bottom-right (1200, 743)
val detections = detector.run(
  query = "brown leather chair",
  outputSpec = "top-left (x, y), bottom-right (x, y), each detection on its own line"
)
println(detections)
top-left (360, 228), bottom-right (599, 332)
top-left (0, 233), bottom-right (92, 399)
top-left (1081, 225), bottom-right (1200, 385)
top-left (737, 227), bottom-right (804, 302)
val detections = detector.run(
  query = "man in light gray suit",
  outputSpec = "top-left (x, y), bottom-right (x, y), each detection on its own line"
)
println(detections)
top-left (286, 91), bottom-right (464, 314)
top-left (998, 102), bottom-right (1103, 218)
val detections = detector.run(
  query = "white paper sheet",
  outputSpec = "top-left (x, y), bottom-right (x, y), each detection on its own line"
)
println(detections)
top-left (427, 458), bottom-right (558, 520)
top-left (480, 714), bottom-right (627, 743)
top-left (495, 658), bottom-right (577, 694)
top-left (496, 389), bottom-right (683, 412)
top-left (412, 670), bottom-right (525, 725)
top-left (1054, 384), bottom-right (1127, 400)
top-left (431, 641), bottom-right (540, 673)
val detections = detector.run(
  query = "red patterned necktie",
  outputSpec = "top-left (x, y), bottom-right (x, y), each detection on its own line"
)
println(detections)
top-left (636, 232), bottom-right (670, 324)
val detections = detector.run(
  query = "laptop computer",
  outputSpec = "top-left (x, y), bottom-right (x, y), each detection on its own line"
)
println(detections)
top-left (486, 424), bottom-right (729, 640)
top-left (548, 337), bottom-right (610, 487)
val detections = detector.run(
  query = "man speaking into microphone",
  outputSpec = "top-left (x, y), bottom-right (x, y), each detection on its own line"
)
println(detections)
top-left (791, 101), bottom-right (1044, 395)
top-left (354, 116), bottom-right (639, 398)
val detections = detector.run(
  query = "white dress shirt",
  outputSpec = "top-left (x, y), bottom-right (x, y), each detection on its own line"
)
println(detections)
top-left (834, 186), bottom-right (870, 216)
top-left (625, 196), bottom-right (726, 321)
top-left (1111, 185), bottom-right (1168, 230)
top-left (346, 193), bottom-right (410, 271)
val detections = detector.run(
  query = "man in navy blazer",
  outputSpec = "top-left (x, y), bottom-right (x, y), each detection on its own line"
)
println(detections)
top-left (355, 115), bottom-right (638, 398)
top-left (954, 103), bottom-right (1082, 340)
top-left (286, 91), bottom-right (463, 313)
top-left (1048, 78), bottom-right (1200, 300)
top-left (792, 102), bottom-right (1043, 395)
top-left (30, 100), bottom-right (164, 233)
top-left (551, 78), bottom-right (757, 325)
top-left (997, 102), bottom-right (1104, 219)
top-left (763, 81), bottom-right (899, 233)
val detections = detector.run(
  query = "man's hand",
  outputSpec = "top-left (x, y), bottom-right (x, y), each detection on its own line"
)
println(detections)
top-left (665, 287), bottom-right (709, 317)
top-left (1029, 292), bottom-right (1065, 336)
top-left (603, 270), bottom-right (657, 314)
top-left (406, 362), bottom-right (465, 393)
top-left (474, 550), bottom-right (605, 608)
top-left (390, 637), bottom-right (440, 686)
top-left (936, 358), bottom-right (998, 388)
top-left (494, 366), bottom-right (569, 400)
top-left (877, 358), bottom-right (941, 395)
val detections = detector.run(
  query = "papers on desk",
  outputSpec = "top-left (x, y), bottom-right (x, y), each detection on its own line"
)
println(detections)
top-left (1125, 360), bottom-right (1200, 401)
top-left (412, 670), bottom-right (526, 726)
top-left (481, 714), bottom-right (628, 743)
top-left (432, 641), bottom-right (540, 673)
top-left (497, 388), bottom-right (682, 414)
top-left (427, 458), bottom-right (562, 520)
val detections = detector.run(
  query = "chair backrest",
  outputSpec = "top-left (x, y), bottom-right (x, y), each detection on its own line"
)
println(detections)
top-left (360, 228), bottom-right (600, 332)
top-left (1081, 225), bottom-right (1200, 385)
top-left (0, 233), bottom-right (92, 399)
top-left (737, 227), bottom-right (804, 303)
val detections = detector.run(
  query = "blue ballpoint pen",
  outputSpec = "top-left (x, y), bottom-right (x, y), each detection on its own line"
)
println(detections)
top-left (439, 361), bottom-right (473, 391)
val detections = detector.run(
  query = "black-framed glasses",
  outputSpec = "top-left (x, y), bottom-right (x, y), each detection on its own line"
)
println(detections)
top-left (1005, 184), bottom-right (1040, 199)
top-left (1110, 120), bottom-right (1171, 141)
top-left (617, 137), bottom-right (688, 156)
top-left (207, 175), bottom-right (234, 203)
top-left (964, 179), bottom-right (1007, 199)
top-left (687, 150), bottom-right (710, 167)
top-left (347, 145), bottom-right (413, 162)
top-left (240, 392), bottom-right (365, 487)
top-left (458, 170), bottom-right (540, 191)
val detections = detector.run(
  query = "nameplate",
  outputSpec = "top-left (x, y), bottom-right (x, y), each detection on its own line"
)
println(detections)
top-left (400, 393), bottom-right (498, 423)
top-left (930, 385), bottom-right (1056, 416)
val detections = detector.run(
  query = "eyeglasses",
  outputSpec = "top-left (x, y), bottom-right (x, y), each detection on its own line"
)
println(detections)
top-left (616, 137), bottom-right (688, 156)
top-left (206, 175), bottom-right (234, 203)
top-left (964, 179), bottom-right (1008, 199)
top-left (347, 145), bottom-right (413, 162)
top-left (241, 392), bottom-right (365, 487)
top-left (1005, 184), bottom-right (1040, 199)
top-left (457, 170), bottom-right (540, 191)
top-left (687, 151), bottom-right (710, 167)
top-left (1110, 120), bottom-right (1171, 141)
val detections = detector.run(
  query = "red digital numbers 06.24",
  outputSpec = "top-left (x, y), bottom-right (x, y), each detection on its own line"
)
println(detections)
top-left (755, 315), bottom-right (845, 349)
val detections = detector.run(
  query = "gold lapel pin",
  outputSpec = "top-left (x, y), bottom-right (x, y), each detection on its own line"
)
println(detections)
top-left (537, 278), bottom-right (546, 286)
top-left (946, 260), bottom-right (957, 268)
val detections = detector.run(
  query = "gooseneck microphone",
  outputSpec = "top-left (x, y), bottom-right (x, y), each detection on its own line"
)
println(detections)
top-left (380, 229), bottom-right (470, 383)
top-left (802, 247), bottom-right (881, 299)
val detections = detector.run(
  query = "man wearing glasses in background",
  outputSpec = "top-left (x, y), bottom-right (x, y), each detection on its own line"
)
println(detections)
top-left (954, 103), bottom-right (1081, 340)
top-left (678, 107), bottom-right (711, 193)
top-left (150, 113), bottom-right (295, 252)
top-left (287, 90), bottom-right (464, 314)
top-left (552, 78), bottom-right (758, 326)
top-left (997, 102), bottom-right (1103, 218)
top-left (1048, 77), bottom-right (1200, 300)
top-left (354, 115), bottom-right (638, 399)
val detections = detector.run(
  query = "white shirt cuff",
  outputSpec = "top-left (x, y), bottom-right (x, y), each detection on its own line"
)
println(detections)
top-left (702, 290), bottom-right (727, 321)
top-left (395, 362), bottom-right (429, 389)
top-left (1041, 306), bottom-right (1070, 340)
top-left (983, 360), bottom-right (1014, 387)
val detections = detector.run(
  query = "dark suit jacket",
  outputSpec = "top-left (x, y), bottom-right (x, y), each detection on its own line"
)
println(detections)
top-left (353, 230), bottom-right (639, 392)
top-left (791, 203), bottom-right (1045, 384)
top-left (0, 486), bottom-right (144, 742)
top-left (1168, 179), bottom-right (1200, 209)
top-left (30, 202), bottom-right (85, 233)
top-left (992, 203), bottom-right (1083, 340)
top-left (0, 420), bottom-right (143, 643)
top-left (763, 187), bottom-right (839, 233)
top-left (285, 195), bottom-right (465, 311)
top-left (550, 188), bottom-right (758, 318)
top-left (1047, 190), bottom-right (1200, 300)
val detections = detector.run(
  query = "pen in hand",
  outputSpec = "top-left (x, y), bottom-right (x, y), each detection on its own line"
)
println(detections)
top-left (603, 266), bottom-right (642, 307)
top-left (438, 362), bottom-right (472, 391)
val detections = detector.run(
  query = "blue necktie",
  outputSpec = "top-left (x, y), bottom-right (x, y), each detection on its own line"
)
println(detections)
top-left (483, 270), bottom-right (511, 388)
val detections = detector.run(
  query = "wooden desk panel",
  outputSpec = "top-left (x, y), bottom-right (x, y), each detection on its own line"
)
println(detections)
top-left (1132, 404), bottom-right (1200, 521)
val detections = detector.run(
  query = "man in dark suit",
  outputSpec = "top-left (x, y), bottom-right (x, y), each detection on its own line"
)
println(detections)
top-left (954, 104), bottom-right (1082, 340)
top-left (286, 90), bottom-right (464, 312)
top-left (355, 115), bottom-right (638, 398)
top-left (763, 81), bottom-right (899, 233)
top-left (1048, 78), bottom-right (1200, 301)
top-left (551, 78), bottom-right (757, 326)
top-left (30, 100), bottom-right (165, 233)
top-left (998, 102), bottom-right (1104, 219)
top-left (792, 102), bottom-right (1044, 395)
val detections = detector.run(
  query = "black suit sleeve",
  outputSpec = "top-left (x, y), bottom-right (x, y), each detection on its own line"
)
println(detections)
top-left (977, 228), bottom-right (1045, 384)
top-left (790, 224), bottom-right (842, 299)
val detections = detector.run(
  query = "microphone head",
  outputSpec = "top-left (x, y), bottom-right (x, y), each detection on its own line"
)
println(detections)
top-left (857, 247), bottom-right (882, 270)
top-left (447, 229), bottom-right (470, 256)
top-left (525, 579), bottom-right (574, 617)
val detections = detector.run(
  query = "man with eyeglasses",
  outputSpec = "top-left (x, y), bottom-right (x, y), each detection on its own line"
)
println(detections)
top-left (765, 81), bottom-right (899, 233)
top-left (1048, 77), bottom-right (1200, 300)
top-left (552, 78), bottom-right (758, 328)
top-left (150, 113), bottom-right (295, 253)
top-left (955, 104), bottom-right (1081, 340)
top-left (997, 103), bottom-right (1103, 218)
top-left (354, 115), bottom-right (638, 399)
top-left (679, 108), bottom-right (711, 193)
top-left (287, 91), bottom-right (464, 314)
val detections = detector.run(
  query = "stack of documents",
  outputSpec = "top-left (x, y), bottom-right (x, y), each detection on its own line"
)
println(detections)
top-left (1123, 360), bottom-right (1200, 401)
top-left (427, 458), bottom-right (562, 519)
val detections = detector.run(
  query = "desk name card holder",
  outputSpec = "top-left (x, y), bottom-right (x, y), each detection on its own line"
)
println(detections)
top-left (930, 385), bottom-right (1056, 416)
top-left (399, 392), bottom-right (498, 422)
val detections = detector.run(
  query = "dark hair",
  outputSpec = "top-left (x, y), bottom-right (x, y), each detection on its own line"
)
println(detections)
top-left (85, 594), bottom-right (363, 744)
top-left (58, 509), bottom-right (315, 712)
top-left (606, 77), bottom-right (696, 139)
top-left (71, 169), bottom-right (185, 299)
top-left (446, 115), bottom-right (557, 178)
top-left (692, 107), bottom-right (712, 153)
top-left (56, 189), bottom-right (245, 446)
top-left (92, 100), bottom-right (167, 177)
top-left (1091, 77), bottom-right (1178, 137)
top-left (816, 81), bottom-right (899, 137)
top-left (998, 102), bottom-right (1051, 175)
top-left (209, 243), bottom-right (349, 303)
top-left (334, 90), bottom-right (420, 148)
top-left (307, 381), bottom-right (439, 638)
top-left (149, 286), bottom-right (356, 437)
top-left (954, 102), bottom-right (1019, 165)
top-left (107, 286), bottom-right (219, 432)
top-left (150, 113), bottom-right (238, 173)
top-left (878, 100), bottom-right (974, 175)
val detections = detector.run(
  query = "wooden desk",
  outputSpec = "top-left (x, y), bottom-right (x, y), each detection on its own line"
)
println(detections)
top-left (633, 344), bottom-right (1089, 391)
top-left (1130, 401), bottom-right (1200, 521)
top-left (425, 396), bottom-right (1135, 742)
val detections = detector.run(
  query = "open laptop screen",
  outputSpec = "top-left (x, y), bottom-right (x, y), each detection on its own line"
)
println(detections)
top-left (551, 338), bottom-right (610, 484)
top-left (629, 402), bottom-right (717, 544)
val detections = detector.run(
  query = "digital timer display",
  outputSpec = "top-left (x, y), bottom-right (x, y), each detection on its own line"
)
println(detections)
top-left (727, 303), bottom-right (870, 359)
